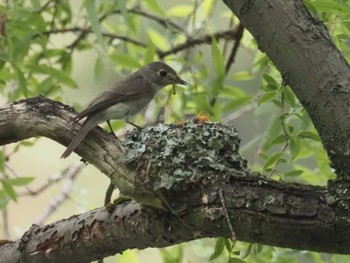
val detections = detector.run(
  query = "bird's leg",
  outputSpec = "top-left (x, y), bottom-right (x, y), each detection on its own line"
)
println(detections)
top-left (106, 120), bottom-right (122, 146)
top-left (126, 121), bottom-right (143, 130)
top-left (107, 120), bottom-right (114, 133)
top-left (124, 116), bottom-right (142, 130)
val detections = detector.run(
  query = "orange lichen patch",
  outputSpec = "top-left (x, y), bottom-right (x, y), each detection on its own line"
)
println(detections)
top-left (197, 112), bottom-right (210, 123)
top-left (176, 119), bottom-right (186, 125)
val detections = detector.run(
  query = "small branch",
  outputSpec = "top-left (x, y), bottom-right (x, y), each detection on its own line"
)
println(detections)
top-left (19, 164), bottom-right (84, 197)
top-left (2, 207), bottom-right (10, 240)
top-left (159, 29), bottom-right (239, 58)
top-left (225, 23), bottom-right (244, 73)
top-left (35, 163), bottom-right (84, 225)
top-left (0, 96), bottom-right (131, 194)
top-left (99, 8), bottom-right (185, 33)
top-left (1, 173), bottom-right (349, 262)
top-left (223, 93), bottom-right (259, 122)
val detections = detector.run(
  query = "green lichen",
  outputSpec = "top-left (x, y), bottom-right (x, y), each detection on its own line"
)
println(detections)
top-left (123, 122), bottom-right (247, 191)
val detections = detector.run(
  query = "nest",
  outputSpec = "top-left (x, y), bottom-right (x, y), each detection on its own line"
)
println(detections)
top-left (123, 122), bottom-right (247, 191)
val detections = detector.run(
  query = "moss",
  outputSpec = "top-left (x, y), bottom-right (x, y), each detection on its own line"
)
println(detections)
top-left (124, 122), bottom-right (247, 191)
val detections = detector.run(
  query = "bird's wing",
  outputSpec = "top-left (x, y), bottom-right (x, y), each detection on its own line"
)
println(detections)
top-left (75, 74), bottom-right (153, 121)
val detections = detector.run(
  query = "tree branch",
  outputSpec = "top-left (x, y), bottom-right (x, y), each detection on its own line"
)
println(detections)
top-left (1, 97), bottom-right (350, 260)
top-left (0, 97), bottom-right (135, 198)
top-left (1, 168), bottom-right (350, 262)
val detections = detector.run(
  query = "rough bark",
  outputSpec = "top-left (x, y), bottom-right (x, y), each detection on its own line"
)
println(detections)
top-left (1, 169), bottom-right (350, 262)
top-left (0, 96), bottom-right (138, 199)
top-left (222, 0), bottom-right (350, 177)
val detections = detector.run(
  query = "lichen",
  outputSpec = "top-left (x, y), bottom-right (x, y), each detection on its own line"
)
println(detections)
top-left (123, 122), bottom-right (247, 191)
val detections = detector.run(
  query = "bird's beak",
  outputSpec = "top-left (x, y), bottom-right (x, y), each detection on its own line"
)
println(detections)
top-left (172, 75), bottom-right (188, 86)
top-left (170, 74), bottom-right (188, 95)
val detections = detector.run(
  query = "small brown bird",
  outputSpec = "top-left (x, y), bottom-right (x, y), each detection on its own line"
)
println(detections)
top-left (61, 61), bottom-right (187, 158)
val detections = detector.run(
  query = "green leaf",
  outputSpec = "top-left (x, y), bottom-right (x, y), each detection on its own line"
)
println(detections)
top-left (224, 238), bottom-right (232, 252)
top-left (231, 71), bottom-right (253, 81)
top-left (312, 1), bottom-right (350, 15)
top-left (84, 0), bottom-right (106, 51)
top-left (271, 134), bottom-right (286, 145)
top-left (263, 152), bottom-right (284, 170)
top-left (27, 65), bottom-right (77, 88)
top-left (143, 0), bottom-right (165, 16)
top-left (255, 244), bottom-right (264, 253)
top-left (264, 84), bottom-right (279, 91)
top-left (263, 74), bottom-right (279, 87)
top-left (1, 179), bottom-right (17, 202)
top-left (12, 63), bottom-right (28, 97)
top-left (147, 29), bottom-right (169, 51)
top-left (119, 0), bottom-right (136, 32)
top-left (36, 77), bottom-right (57, 95)
top-left (94, 57), bottom-right (104, 81)
top-left (298, 131), bottom-right (321, 142)
top-left (160, 244), bottom-right (183, 263)
top-left (209, 238), bottom-right (226, 261)
top-left (8, 177), bottom-right (34, 186)
top-left (109, 53), bottom-right (141, 69)
top-left (241, 243), bottom-right (252, 259)
top-left (211, 37), bottom-right (226, 78)
top-left (143, 38), bottom-right (156, 63)
top-left (166, 5), bottom-right (193, 17)
top-left (282, 86), bottom-right (296, 107)
top-left (285, 170), bottom-right (303, 177)
top-left (290, 137), bottom-right (301, 161)
top-left (228, 258), bottom-right (246, 263)
top-left (203, 0), bottom-right (215, 16)
top-left (258, 91), bottom-right (277, 104)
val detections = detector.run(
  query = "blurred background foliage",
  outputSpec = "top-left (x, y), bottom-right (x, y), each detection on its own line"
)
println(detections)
top-left (0, 0), bottom-right (349, 262)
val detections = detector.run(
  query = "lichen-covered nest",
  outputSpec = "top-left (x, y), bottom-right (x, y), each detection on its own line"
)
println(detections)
top-left (123, 122), bottom-right (247, 191)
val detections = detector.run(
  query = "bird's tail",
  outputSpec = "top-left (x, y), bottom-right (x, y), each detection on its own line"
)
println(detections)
top-left (61, 117), bottom-right (99, 159)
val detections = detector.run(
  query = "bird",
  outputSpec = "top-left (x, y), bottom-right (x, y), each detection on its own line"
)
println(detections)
top-left (61, 61), bottom-right (187, 158)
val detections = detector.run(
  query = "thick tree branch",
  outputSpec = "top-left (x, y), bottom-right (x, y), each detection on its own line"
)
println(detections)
top-left (1, 97), bottom-right (350, 260)
top-left (222, 0), bottom-right (350, 177)
top-left (0, 97), bottom-right (136, 198)
top-left (1, 169), bottom-right (350, 262)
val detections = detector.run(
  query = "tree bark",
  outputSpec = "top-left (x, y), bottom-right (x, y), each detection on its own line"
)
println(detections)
top-left (1, 97), bottom-right (350, 261)
top-left (222, 0), bottom-right (350, 177)
top-left (1, 166), bottom-right (350, 262)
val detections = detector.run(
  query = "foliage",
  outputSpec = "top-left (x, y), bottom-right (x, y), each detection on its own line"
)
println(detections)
top-left (0, 0), bottom-right (349, 262)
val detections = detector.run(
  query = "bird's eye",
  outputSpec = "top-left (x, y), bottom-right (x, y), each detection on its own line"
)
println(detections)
top-left (158, 70), bottom-right (167, 77)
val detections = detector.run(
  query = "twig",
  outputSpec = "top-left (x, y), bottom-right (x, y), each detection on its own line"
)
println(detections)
top-left (268, 91), bottom-right (289, 177)
top-left (223, 93), bottom-right (259, 123)
top-left (219, 189), bottom-right (236, 241)
top-left (159, 29), bottom-right (239, 58)
top-left (17, 163), bottom-right (84, 197)
top-left (2, 206), bottom-right (10, 240)
top-left (131, 9), bottom-right (185, 33)
top-left (104, 182), bottom-right (116, 206)
top-left (99, 8), bottom-right (185, 33)
top-left (34, 163), bottom-right (84, 225)
top-left (225, 23), bottom-right (244, 73)
top-left (49, 0), bottom-right (59, 30)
